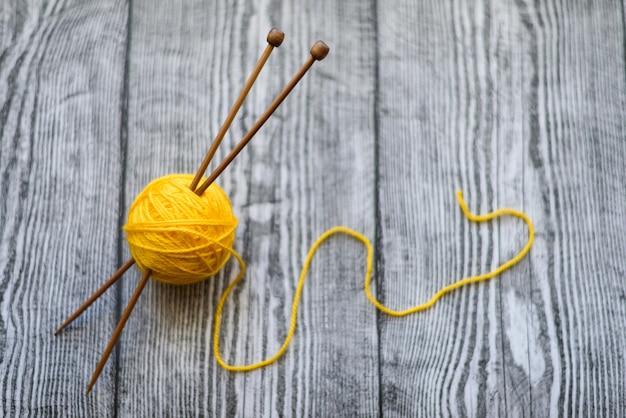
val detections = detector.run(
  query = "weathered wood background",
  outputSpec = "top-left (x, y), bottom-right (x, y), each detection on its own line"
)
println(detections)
top-left (1, 0), bottom-right (625, 416)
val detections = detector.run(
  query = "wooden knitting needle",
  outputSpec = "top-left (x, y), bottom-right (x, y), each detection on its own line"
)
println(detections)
top-left (59, 34), bottom-right (328, 394)
top-left (194, 40), bottom-right (329, 195)
top-left (80, 24), bottom-right (288, 378)
top-left (58, 32), bottom-right (288, 394)
top-left (55, 257), bottom-right (136, 335)
top-left (83, 33), bottom-right (290, 393)
top-left (189, 28), bottom-right (285, 192)
top-left (86, 269), bottom-right (152, 394)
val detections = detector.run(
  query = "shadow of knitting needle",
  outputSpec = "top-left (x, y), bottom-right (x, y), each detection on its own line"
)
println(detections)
top-left (195, 40), bottom-right (329, 195)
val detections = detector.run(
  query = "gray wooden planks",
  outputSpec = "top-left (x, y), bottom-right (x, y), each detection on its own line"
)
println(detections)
top-left (117, 0), bottom-right (378, 416)
top-left (0, 0), bottom-right (625, 416)
top-left (512, 1), bottom-right (626, 415)
top-left (377, 0), bottom-right (626, 416)
top-left (0, 0), bottom-right (129, 415)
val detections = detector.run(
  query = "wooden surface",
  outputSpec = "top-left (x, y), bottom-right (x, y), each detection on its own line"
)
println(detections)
top-left (0, 0), bottom-right (624, 416)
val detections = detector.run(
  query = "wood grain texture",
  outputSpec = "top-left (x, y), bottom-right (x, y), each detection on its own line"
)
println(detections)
top-left (117, 0), bottom-right (378, 416)
top-left (0, 0), bottom-right (624, 416)
top-left (376, 0), bottom-right (626, 416)
top-left (0, 0), bottom-right (129, 415)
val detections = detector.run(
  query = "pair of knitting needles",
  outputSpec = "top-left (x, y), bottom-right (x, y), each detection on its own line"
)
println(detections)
top-left (55, 28), bottom-right (329, 394)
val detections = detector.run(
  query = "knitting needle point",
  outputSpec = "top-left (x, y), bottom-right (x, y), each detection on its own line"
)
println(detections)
top-left (55, 257), bottom-right (136, 335)
top-left (86, 269), bottom-right (152, 394)
top-left (195, 40), bottom-right (329, 195)
top-left (189, 28), bottom-right (285, 192)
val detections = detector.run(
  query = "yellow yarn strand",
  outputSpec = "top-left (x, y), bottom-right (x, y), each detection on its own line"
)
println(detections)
top-left (213, 189), bottom-right (534, 371)
top-left (213, 227), bottom-right (372, 372)
top-left (365, 190), bottom-right (535, 316)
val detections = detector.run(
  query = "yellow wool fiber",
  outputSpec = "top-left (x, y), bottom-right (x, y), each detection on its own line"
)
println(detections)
top-left (213, 189), bottom-right (534, 371)
top-left (124, 174), bottom-right (238, 285)
top-left (121, 177), bottom-right (534, 372)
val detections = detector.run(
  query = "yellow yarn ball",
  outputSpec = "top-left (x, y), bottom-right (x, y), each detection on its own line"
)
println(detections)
top-left (124, 174), bottom-right (238, 285)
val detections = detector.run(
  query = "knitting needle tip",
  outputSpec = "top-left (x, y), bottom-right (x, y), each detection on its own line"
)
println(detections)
top-left (85, 269), bottom-right (151, 395)
top-left (54, 258), bottom-right (136, 336)
top-left (267, 28), bottom-right (285, 47)
top-left (310, 40), bottom-right (329, 61)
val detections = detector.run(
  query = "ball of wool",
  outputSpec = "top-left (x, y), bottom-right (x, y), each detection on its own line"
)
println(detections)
top-left (124, 174), bottom-right (238, 285)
